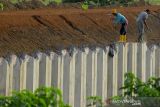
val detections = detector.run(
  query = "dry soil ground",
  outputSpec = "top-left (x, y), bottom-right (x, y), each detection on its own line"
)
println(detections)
top-left (0, 6), bottom-right (160, 56)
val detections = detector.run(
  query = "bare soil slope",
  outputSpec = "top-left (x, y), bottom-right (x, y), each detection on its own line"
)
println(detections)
top-left (0, 6), bottom-right (160, 56)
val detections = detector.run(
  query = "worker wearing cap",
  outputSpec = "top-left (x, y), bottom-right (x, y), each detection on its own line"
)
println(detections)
top-left (136, 9), bottom-right (151, 42)
top-left (112, 9), bottom-right (128, 42)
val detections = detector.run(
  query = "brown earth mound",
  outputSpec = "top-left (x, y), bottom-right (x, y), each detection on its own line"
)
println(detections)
top-left (0, 6), bottom-right (160, 56)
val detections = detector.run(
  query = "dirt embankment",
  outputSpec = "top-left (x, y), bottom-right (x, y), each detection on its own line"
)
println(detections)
top-left (0, 6), bottom-right (160, 57)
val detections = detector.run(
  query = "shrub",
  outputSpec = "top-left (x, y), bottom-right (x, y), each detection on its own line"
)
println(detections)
top-left (87, 72), bottom-right (160, 107)
top-left (0, 87), bottom-right (70, 107)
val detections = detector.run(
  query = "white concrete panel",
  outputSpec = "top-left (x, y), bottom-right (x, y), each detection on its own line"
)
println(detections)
top-left (74, 50), bottom-right (82, 107)
top-left (117, 43), bottom-right (124, 96)
top-left (117, 43), bottom-right (128, 95)
top-left (46, 54), bottom-right (52, 87)
top-left (127, 43), bottom-right (137, 73)
top-left (9, 55), bottom-right (21, 92)
top-left (58, 50), bottom-right (66, 92)
top-left (137, 43), bottom-right (142, 78)
top-left (33, 55), bottom-right (40, 91)
top-left (51, 52), bottom-right (59, 87)
top-left (123, 43), bottom-right (128, 74)
top-left (63, 52), bottom-right (70, 104)
top-left (137, 43), bottom-right (147, 81)
top-left (87, 49), bottom-right (98, 107)
top-left (38, 53), bottom-right (47, 87)
top-left (141, 43), bottom-right (147, 82)
top-left (37, 53), bottom-right (52, 87)
top-left (7, 55), bottom-right (14, 95)
top-left (0, 58), bottom-right (9, 95)
top-left (96, 48), bottom-right (103, 98)
top-left (127, 43), bottom-right (133, 72)
top-left (113, 44), bottom-right (118, 97)
top-left (86, 49), bottom-right (93, 98)
top-left (92, 49), bottom-right (98, 97)
top-left (58, 51), bottom-right (65, 91)
top-left (132, 43), bottom-right (138, 75)
top-left (107, 48), bottom-right (114, 98)
top-left (150, 46), bottom-right (156, 77)
top-left (81, 49), bottom-right (87, 107)
top-left (146, 48), bottom-right (152, 80)
top-left (102, 47), bottom-right (108, 101)
top-left (155, 47), bottom-right (160, 78)
top-left (69, 49), bottom-right (77, 107)
top-left (19, 55), bottom-right (30, 91)
top-left (26, 56), bottom-right (34, 92)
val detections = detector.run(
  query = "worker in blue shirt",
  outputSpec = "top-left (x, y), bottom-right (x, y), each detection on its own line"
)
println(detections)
top-left (112, 9), bottom-right (128, 42)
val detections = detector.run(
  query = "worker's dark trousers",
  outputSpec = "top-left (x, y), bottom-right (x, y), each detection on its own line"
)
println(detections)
top-left (120, 23), bottom-right (127, 35)
top-left (137, 20), bottom-right (144, 42)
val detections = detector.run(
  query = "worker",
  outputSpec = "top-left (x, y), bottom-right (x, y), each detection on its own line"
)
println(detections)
top-left (136, 9), bottom-right (151, 42)
top-left (112, 9), bottom-right (128, 42)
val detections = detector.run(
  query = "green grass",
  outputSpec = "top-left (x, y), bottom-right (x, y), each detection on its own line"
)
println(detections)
top-left (10, 0), bottom-right (21, 4)
top-left (10, 0), bottom-right (62, 6)
top-left (146, 0), bottom-right (160, 4)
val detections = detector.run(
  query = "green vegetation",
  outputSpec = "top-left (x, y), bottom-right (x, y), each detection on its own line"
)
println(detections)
top-left (0, 87), bottom-right (70, 107)
top-left (0, 3), bottom-right (3, 10)
top-left (73, 0), bottom-right (138, 7)
top-left (7, 0), bottom-right (160, 6)
top-left (0, 0), bottom-right (159, 11)
top-left (87, 72), bottom-right (160, 107)
top-left (40, 0), bottom-right (62, 6)
top-left (87, 96), bottom-right (104, 106)
top-left (10, 0), bottom-right (62, 5)
top-left (146, 0), bottom-right (160, 5)
top-left (82, 1), bottom-right (88, 10)
top-left (10, 0), bottom-right (19, 4)
top-left (121, 72), bottom-right (160, 97)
